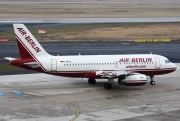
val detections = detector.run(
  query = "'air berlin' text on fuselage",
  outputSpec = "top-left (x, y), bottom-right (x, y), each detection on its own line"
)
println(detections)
top-left (119, 58), bottom-right (152, 62)
top-left (17, 28), bottom-right (41, 53)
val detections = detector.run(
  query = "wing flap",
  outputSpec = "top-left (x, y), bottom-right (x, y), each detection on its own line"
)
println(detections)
top-left (97, 71), bottom-right (128, 78)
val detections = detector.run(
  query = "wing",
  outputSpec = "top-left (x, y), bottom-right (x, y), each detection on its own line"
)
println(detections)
top-left (96, 71), bottom-right (130, 78)
top-left (96, 70), bottom-right (142, 78)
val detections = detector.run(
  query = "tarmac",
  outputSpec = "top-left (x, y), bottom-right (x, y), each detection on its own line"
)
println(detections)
top-left (0, 23), bottom-right (180, 120)
top-left (1, 1), bottom-right (180, 4)
top-left (1, 17), bottom-right (180, 24)
top-left (0, 63), bottom-right (179, 121)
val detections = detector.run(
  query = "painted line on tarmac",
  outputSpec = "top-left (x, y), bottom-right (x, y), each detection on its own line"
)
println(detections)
top-left (24, 91), bottom-right (80, 121)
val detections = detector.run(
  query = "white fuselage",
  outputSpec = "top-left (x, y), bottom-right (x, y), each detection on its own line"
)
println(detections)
top-left (37, 54), bottom-right (176, 77)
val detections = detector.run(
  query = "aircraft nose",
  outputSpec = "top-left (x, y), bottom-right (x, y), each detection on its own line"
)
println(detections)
top-left (172, 63), bottom-right (177, 70)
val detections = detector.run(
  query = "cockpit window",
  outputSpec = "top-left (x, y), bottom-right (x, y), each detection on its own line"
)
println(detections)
top-left (165, 60), bottom-right (170, 63)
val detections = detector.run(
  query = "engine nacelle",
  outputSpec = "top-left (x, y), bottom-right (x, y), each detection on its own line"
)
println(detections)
top-left (121, 74), bottom-right (147, 86)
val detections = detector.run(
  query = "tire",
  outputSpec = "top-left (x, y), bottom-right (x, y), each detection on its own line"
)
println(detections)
top-left (104, 82), bottom-right (112, 89)
top-left (88, 78), bottom-right (96, 85)
top-left (150, 81), bottom-right (155, 85)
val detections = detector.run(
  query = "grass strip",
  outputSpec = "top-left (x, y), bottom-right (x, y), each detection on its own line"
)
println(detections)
top-left (0, 63), bottom-right (23, 71)
top-left (0, 23), bottom-right (158, 41)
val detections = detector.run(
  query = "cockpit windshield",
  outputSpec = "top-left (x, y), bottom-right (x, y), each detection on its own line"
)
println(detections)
top-left (165, 60), bottom-right (170, 63)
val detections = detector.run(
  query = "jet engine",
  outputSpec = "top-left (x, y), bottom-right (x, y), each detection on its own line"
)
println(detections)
top-left (119, 74), bottom-right (147, 86)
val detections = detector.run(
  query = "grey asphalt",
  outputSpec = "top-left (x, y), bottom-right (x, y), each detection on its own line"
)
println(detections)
top-left (1, 17), bottom-right (180, 23)
top-left (0, 65), bottom-right (180, 121)
top-left (1, 2), bottom-right (180, 4)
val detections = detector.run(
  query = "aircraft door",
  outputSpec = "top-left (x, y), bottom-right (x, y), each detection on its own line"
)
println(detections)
top-left (114, 61), bottom-right (122, 69)
top-left (51, 59), bottom-right (57, 71)
top-left (154, 57), bottom-right (161, 69)
top-left (114, 61), bottom-right (118, 68)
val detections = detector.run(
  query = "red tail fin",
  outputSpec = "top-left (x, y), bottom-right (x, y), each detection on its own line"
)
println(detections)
top-left (14, 24), bottom-right (49, 60)
top-left (17, 38), bottom-right (33, 59)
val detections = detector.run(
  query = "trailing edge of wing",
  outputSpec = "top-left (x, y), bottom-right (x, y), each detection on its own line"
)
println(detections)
top-left (97, 71), bottom-right (128, 78)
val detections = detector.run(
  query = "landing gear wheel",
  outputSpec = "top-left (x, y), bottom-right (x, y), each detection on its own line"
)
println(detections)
top-left (150, 81), bottom-right (155, 85)
top-left (104, 82), bottom-right (112, 89)
top-left (88, 78), bottom-right (96, 85)
top-left (150, 75), bottom-right (155, 85)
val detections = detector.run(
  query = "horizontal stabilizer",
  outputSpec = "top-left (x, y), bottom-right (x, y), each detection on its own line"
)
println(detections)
top-left (24, 62), bottom-right (40, 68)
top-left (4, 57), bottom-right (17, 61)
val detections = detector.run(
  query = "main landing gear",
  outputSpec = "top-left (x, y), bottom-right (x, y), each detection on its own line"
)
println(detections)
top-left (104, 78), bottom-right (114, 89)
top-left (150, 75), bottom-right (155, 85)
top-left (88, 78), bottom-right (113, 89)
top-left (104, 82), bottom-right (112, 89)
top-left (88, 78), bottom-right (96, 85)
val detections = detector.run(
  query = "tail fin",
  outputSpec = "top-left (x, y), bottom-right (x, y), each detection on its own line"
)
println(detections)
top-left (13, 24), bottom-right (49, 59)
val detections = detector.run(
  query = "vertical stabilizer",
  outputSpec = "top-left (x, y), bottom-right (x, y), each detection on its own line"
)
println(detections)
top-left (13, 24), bottom-right (49, 59)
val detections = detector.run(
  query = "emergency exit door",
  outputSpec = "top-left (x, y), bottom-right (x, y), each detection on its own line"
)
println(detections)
top-left (51, 59), bottom-right (57, 71)
top-left (154, 57), bottom-right (161, 69)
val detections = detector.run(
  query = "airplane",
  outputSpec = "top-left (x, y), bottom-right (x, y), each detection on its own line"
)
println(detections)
top-left (5, 24), bottom-right (177, 89)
